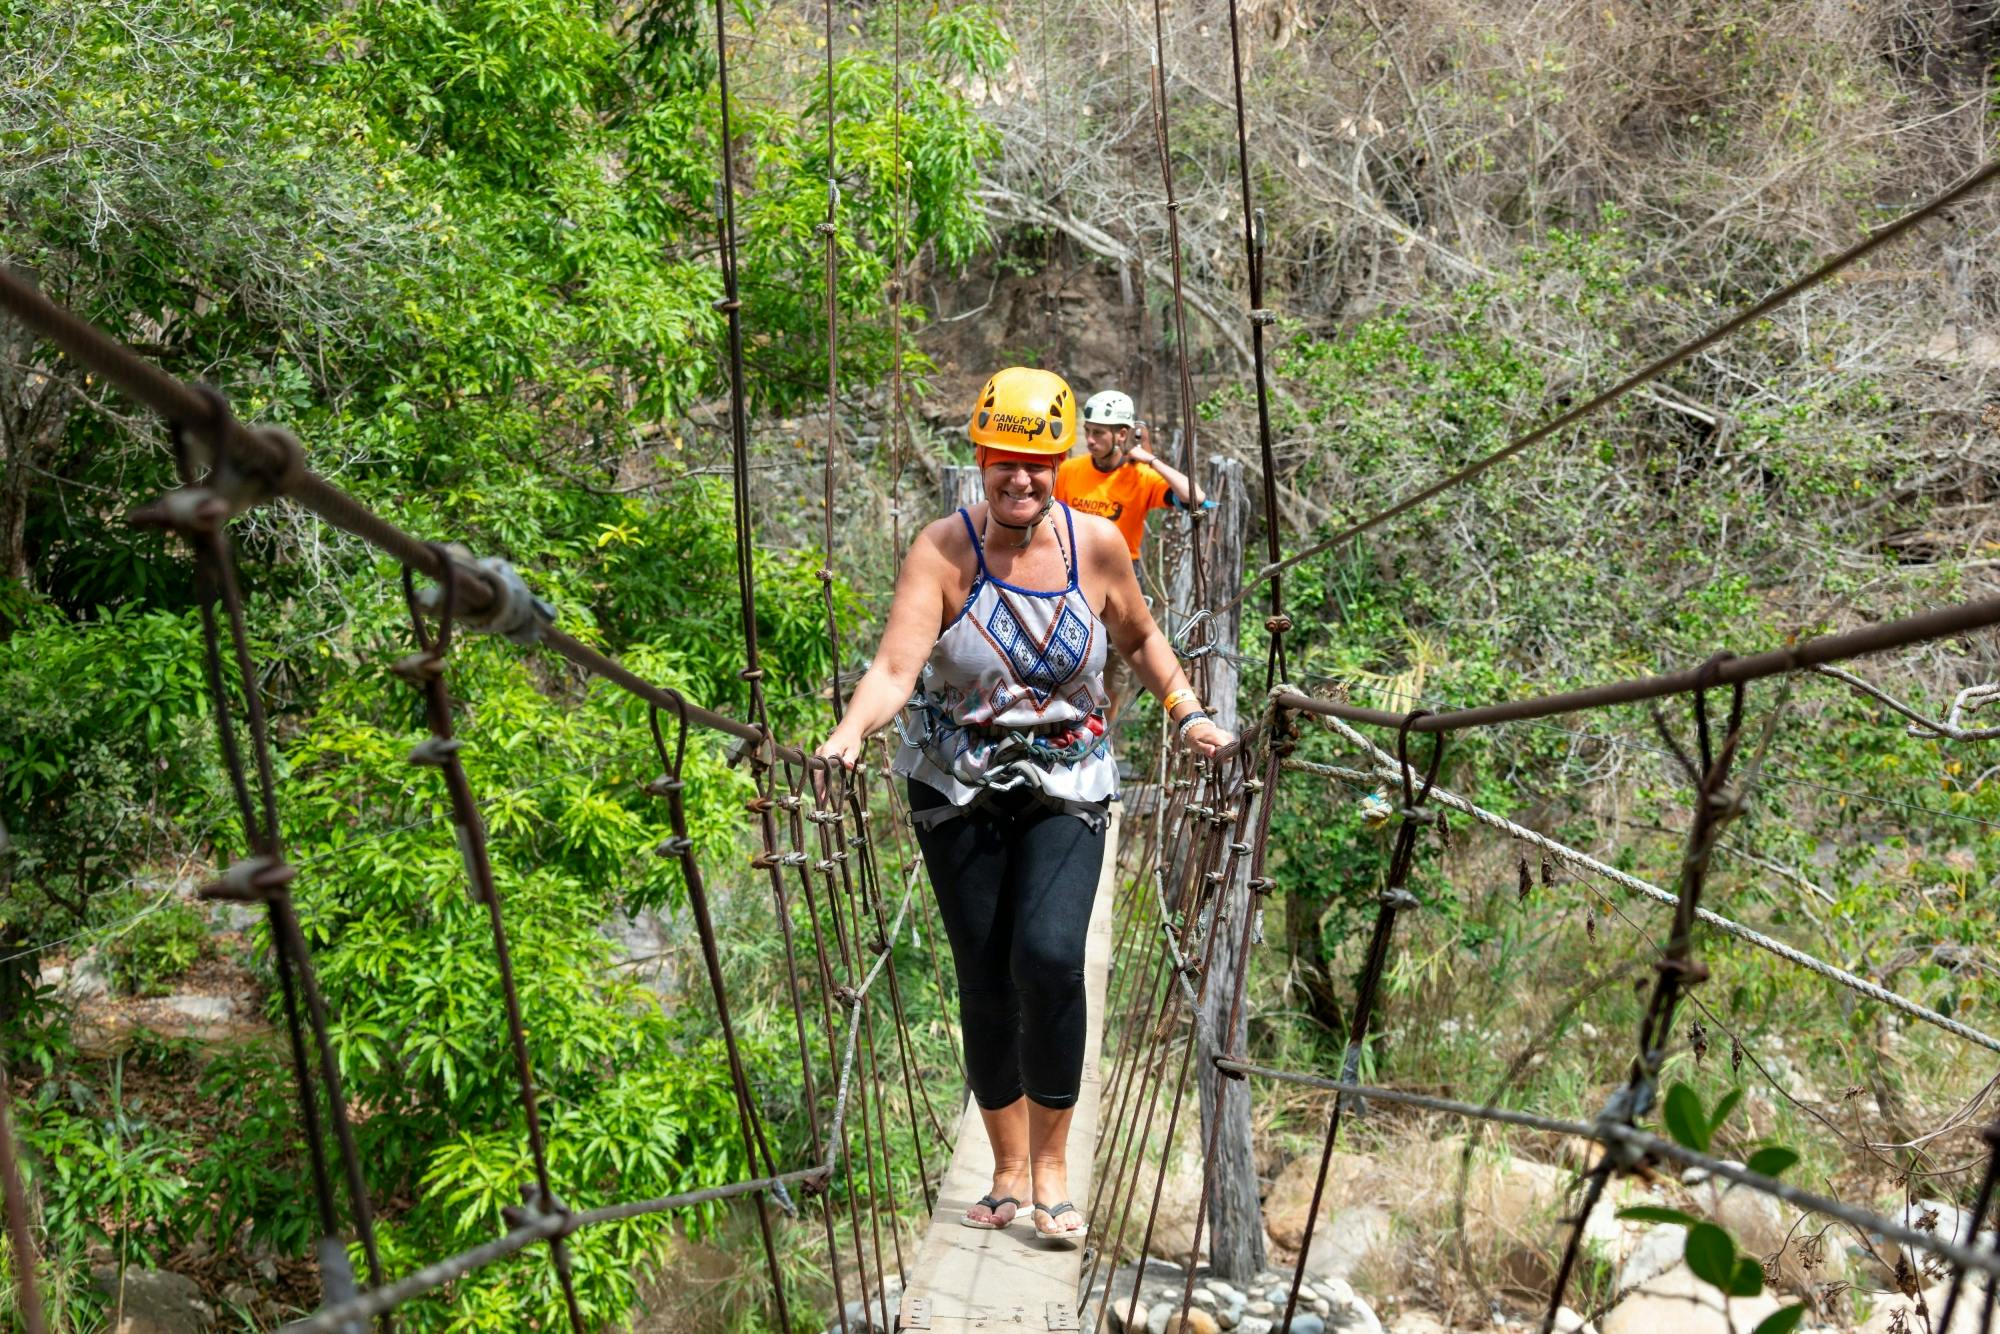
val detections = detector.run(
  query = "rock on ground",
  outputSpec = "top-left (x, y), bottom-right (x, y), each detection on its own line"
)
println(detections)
top-left (1263, 1151), bottom-right (1380, 1251)
top-left (1303, 1204), bottom-right (1391, 1283)
top-left (1858, 1280), bottom-right (1997, 1334)
top-left (1614, 1221), bottom-right (1686, 1293)
top-left (90, 1267), bottom-right (212, 1333)
top-left (1696, 1179), bottom-right (1844, 1293)
top-left (1598, 1262), bottom-right (1780, 1334)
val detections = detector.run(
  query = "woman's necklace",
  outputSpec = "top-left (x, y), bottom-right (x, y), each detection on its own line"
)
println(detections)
top-left (984, 505), bottom-right (1066, 568)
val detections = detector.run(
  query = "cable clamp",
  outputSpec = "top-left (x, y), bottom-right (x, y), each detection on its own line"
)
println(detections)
top-left (1264, 613), bottom-right (1293, 634)
top-left (1377, 887), bottom-right (1420, 911)
top-left (170, 386), bottom-right (307, 515)
top-left (1204, 870), bottom-right (1225, 884)
top-left (845, 833), bottom-right (867, 849)
top-left (643, 774), bottom-right (685, 797)
top-left (313, 1236), bottom-right (364, 1334)
top-left (1228, 841), bottom-right (1253, 856)
top-left (1249, 308), bottom-right (1276, 326)
top-left (389, 650), bottom-right (445, 684)
top-left (814, 858), bottom-right (836, 872)
top-left (1654, 957), bottom-right (1711, 985)
top-left (407, 736), bottom-right (464, 768)
top-left (776, 794), bottom-right (802, 811)
top-left (805, 809), bottom-right (841, 824)
top-left (415, 553), bottom-right (554, 646)
top-left (198, 856), bottom-right (297, 904)
top-left (127, 486), bottom-right (230, 536)
top-left (1248, 877), bottom-right (1275, 895)
top-left (502, 1184), bottom-right (574, 1238)
top-left (1592, 1080), bottom-right (1656, 1170)
top-left (654, 836), bottom-right (694, 858)
top-left (1398, 805), bottom-right (1443, 825)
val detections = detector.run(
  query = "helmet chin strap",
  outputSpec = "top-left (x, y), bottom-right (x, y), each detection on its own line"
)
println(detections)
top-left (987, 496), bottom-right (1052, 548)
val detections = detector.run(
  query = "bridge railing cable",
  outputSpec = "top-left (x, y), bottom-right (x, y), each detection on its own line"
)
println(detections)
top-left (1217, 158), bottom-right (2000, 624)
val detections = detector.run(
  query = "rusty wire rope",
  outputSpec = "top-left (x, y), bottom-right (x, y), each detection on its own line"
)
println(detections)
top-left (7, 11), bottom-right (2000, 1331)
top-left (1217, 158), bottom-right (2000, 624)
top-left (10, 244), bottom-right (2000, 1326)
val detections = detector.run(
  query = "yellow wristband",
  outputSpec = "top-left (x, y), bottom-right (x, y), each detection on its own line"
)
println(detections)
top-left (1163, 688), bottom-right (1200, 716)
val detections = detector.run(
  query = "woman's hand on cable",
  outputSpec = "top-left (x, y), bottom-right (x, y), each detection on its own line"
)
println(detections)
top-left (812, 726), bottom-right (865, 801)
top-left (1179, 717), bottom-right (1234, 759)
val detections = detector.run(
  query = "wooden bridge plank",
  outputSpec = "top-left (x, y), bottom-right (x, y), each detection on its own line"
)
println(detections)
top-left (897, 811), bottom-right (1120, 1331)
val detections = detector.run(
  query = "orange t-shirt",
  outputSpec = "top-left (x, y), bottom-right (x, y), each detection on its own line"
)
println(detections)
top-left (1056, 455), bottom-right (1172, 558)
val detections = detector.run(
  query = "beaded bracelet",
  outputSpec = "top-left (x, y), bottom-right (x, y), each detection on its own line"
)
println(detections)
top-left (1175, 709), bottom-right (1212, 737)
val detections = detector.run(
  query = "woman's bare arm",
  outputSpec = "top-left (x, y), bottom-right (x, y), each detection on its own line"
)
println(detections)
top-left (1088, 516), bottom-right (1233, 757)
top-left (817, 519), bottom-right (958, 765)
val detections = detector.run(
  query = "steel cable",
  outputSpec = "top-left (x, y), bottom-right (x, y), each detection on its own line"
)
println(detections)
top-left (1221, 159), bottom-right (2000, 621)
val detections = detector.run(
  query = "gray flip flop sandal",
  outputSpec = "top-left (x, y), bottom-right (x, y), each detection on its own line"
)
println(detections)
top-left (1031, 1200), bottom-right (1088, 1240)
top-left (960, 1194), bottom-right (1021, 1230)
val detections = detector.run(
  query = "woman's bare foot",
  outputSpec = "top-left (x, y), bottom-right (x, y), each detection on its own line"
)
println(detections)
top-left (1029, 1161), bottom-right (1088, 1237)
top-left (963, 1163), bottom-right (1029, 1228)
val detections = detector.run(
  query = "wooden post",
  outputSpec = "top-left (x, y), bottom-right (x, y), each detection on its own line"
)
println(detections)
top-left (941, 464), bottom-right (984, 514)
top-left (1177, 458), bottom-right (1265, 1281)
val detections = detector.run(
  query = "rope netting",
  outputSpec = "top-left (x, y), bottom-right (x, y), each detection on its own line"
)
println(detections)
top-left (3, 3), bottom-right (2000, 1333)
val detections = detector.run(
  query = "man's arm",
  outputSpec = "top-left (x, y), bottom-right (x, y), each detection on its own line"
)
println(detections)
top-left (1126, 422), bottom-right (1203, 507)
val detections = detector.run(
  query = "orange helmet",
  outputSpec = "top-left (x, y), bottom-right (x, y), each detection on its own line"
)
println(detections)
top-left (967, 367), bottom-right (1076, 456)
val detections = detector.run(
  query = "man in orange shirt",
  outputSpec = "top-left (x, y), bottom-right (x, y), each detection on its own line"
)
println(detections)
top-left (1056, 389), bottom-right (1205, 724)
top-left (1056, 390), bottom-right (1203, 569)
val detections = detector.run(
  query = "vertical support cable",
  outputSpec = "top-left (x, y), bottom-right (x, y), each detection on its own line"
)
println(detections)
top-left (1220, 0), bottom-right (1289, 687)
top-left (131, 416), bottom-right (385, 1329)
top-left (1144, 0), bottom-right (1214, 683)
top-left (645, 703), bottom-right (797, 1333)
top-left (395, 561), bottom-right (584, 1333)
top-left (818, 0), bottom-right (849, 721)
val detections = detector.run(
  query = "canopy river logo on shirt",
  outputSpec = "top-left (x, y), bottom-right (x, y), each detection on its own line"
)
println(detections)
top-left (1067, 495), bottom-right (1125, 522)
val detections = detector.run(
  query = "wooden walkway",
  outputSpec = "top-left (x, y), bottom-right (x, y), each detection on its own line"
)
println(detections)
top-left (897, 812), bottom-right (1120, 1332)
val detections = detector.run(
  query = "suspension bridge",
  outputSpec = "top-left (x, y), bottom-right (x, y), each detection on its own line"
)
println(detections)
top-left (5, 0), bottom-right (2000, 1332)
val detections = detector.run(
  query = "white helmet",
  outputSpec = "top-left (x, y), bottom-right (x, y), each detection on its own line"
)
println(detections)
top-left (1081, 389), bottom-right (1136, 428)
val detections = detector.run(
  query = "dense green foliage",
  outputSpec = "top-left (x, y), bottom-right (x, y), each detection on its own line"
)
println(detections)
top-left (2, 0), bottom-right (1000, 1328)
top-left (6, 0), bottom-right (1999, 1328)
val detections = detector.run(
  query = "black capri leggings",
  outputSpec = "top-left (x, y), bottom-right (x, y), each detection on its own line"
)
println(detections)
top-left (908, 780), bottom-right (1108, 1110)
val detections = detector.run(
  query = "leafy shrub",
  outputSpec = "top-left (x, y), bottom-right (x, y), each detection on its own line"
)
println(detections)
top-left (95, 891), bottom-right (209, 998)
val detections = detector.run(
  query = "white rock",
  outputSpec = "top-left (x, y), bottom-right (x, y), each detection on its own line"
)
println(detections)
top-left (1192, 1288), bottom-right (1218, 1308)
top-left (1600, 1263), bottom-right (1780, 1334)
top-left (1245, 1300), bottom-right (1274, 1316)
top-left (1552, 1307), bottom-right (1596, 1334)
top-left (1388, 1317), bottom-right (1448, 1334)
top-left (1236, 1319), bottom-right (1273, 1334)
top-left (53, 951), bottom-right (110, 1001)
top-left (1615, 1222), bottom-right (1686, 1292)
top-left (1304, 1206), bottom-right (1391, 1283)
top-left (1859, 1279), bottom-right (1995, 1334)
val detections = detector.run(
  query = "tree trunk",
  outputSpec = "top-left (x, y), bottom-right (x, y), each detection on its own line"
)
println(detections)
top-left (1181, 458), bottom-right (1265, 1281)
top-left (940, 464), bottom-right (984, 515)
top-left (0, 345), bottom-right (67, 588)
